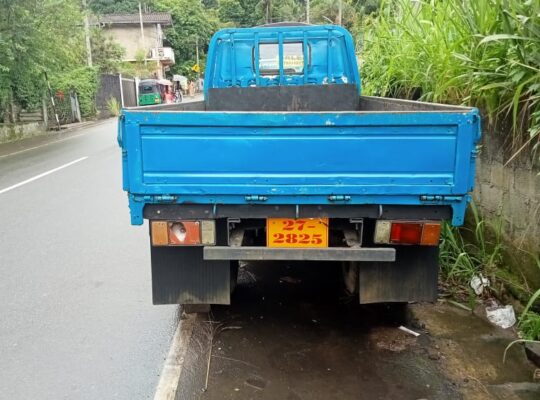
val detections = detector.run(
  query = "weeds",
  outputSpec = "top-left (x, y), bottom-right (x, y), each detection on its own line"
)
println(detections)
top-left (517, 257), bottom-right (540, 340)
top-left (439, 204), bottom-right (540, 341)
top-left (106, 96), bottom-right (121, 116)
top-left (439, 203), bottom-right (503, 290)
top-left (361, 0), bottom-right (540, 161)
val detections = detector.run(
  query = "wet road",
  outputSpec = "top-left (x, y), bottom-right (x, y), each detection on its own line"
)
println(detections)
top-left (0, 120), bottom-right (178, 399)
top-left (1, 112), bottom-right (538, 400)
top-left (176, 262), bottom-right (540, 400)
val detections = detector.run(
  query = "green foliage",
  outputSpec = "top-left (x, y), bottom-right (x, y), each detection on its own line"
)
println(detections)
top-left (91, 29), bottom-right (125, 73)
top-left (155, 0), bottom-right (219, 75)
top-left (439, 203), bottom-right (504, 289)
top-left (361, 0), bottom-right (540, 159)
top-left (51, 67), bottom-right (99, 118)
top-left (0, 0), bottom-right (85, 113)
top-left (120, 49), bottom-right (156, 79)
top-left (440, 205), bottom-right (540, 341)
top-left (88, 0), bottom-right (155, 14)
top-left (518, 258), bottom-right (540, 340)
top-left (106, 96), bottom-right (121, 116)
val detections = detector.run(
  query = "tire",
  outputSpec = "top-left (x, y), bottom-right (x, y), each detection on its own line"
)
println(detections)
top-left (341, 261), bottom-right (359, 295)
top-left (182, 304), bottom-right (211, 314)
top-left (230, 260), bottom-right (240, 294)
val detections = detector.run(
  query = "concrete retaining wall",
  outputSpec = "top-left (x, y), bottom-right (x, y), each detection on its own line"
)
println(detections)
top-left (473, 123), bottom-right (540, 285)
top-left (0, 122), bottom-right (47, 144)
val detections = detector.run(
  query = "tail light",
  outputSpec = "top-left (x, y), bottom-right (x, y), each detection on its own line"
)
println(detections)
top-left (151, 220), bottom-right (215, 246)
top-left (374, 220), bottom-right (441, 246)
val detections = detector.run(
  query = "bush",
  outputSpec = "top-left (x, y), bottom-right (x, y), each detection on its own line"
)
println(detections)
top-left (51, 67), bottom-right (99, 118)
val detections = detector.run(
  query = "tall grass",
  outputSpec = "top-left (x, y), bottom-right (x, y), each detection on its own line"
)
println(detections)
top-left (440, 205), bottom-right (540, 340)
top-left (439, 203), bottom-right (503, 288)
top-left (361, 0), bottom-right (540, 160)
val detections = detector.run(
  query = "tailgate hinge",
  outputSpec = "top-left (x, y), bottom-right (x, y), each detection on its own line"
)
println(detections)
top-left (420, 195), bottom-right (463, 202)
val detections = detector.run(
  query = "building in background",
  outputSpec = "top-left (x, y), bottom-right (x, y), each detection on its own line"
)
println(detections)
top-left (96, 12), bottom-right (175, 79)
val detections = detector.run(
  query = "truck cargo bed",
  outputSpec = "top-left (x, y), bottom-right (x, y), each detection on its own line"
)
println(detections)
top-left (119, 86), bottom-right (480, 226)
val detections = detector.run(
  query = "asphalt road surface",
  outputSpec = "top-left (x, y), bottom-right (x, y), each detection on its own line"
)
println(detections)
top-left (1, 112), bottom-right (538, 400)
top-left (0, 119), bottom-right (178, 399)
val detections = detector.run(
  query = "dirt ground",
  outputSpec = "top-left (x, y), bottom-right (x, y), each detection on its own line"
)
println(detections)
top-left (176, 261), bottom-right (539, 400)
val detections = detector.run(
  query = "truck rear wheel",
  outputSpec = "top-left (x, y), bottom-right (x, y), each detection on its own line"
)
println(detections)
top-left (182, 304), bottom-right (211, 314)
top-left (342, 261), bottom-right (359, 295)
top-left (230, 260), bottom-right (239, 294)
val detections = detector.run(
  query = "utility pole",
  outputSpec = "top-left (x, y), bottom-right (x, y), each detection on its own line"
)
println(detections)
top-left (139, 2), bottom-right (147, 65)
top-left (195, 36), bottom-right (200, 81)
top-left (82, 0), bottom-right (92, 67)
top-left (266, 1), bottom-right (272, 24)
top-left (337, 0), bottom-right (343, 25)
top-left (306, 0), bottom-right (310, 24)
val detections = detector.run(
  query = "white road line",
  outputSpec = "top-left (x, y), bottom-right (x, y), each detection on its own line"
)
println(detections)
top-left (0, 156), bottom-right (88, 195)
top-left (154, 314), bottom-right (197, 400)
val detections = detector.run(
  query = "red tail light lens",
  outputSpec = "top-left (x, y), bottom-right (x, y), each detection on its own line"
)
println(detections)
top-left (390, 222), bottom-right (423, 245)
top-left (375, 220), bottom-right (441, 246)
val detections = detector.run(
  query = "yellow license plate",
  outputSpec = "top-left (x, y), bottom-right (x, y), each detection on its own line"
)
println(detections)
top-left (267, 218), bottom-right (329, 248)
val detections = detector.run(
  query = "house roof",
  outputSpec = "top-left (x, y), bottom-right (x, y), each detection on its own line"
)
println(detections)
top-left (96, 12), bottom-right (172, 26)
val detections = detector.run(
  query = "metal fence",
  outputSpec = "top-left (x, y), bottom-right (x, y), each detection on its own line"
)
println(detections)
top-left (96, 74), bottom-right (137, 118)
top-left (47, 91), bottom-right (81, 126)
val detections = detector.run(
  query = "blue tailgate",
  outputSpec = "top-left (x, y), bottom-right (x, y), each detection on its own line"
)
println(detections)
top-left (119, 109), bottom-right (480, 226)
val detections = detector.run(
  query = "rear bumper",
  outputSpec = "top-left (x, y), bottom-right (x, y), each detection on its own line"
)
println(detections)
top-left (203, 246), bottom-right (395, 262)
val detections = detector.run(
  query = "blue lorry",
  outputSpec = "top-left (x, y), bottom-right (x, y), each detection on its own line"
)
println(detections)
top-left (118, 24), bottom-right (481, 311)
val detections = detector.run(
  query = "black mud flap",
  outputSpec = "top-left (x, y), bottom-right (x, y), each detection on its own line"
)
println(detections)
top-left (150, 246), bottom-right (231, 305)
top-left (359, 246), bottom-right (438, 304)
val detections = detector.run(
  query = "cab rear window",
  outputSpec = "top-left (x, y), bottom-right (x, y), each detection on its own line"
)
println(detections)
top-left (257, 42), bottom-right (306, 75)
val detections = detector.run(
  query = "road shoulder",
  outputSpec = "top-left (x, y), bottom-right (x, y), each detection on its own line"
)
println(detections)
top-left (0, 119), bottom-right (116, 158)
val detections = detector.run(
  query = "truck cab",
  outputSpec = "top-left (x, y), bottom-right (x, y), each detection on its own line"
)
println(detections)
top-left (118, 24), bottom-right (481, 310)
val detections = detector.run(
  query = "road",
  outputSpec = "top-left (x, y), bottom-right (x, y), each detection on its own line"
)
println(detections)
top-left (0, 119), bottom-right (178, 399)
top-left (175, 262), bottom-right (540, 400)
top-left (1, 113), bottom-right (538, 400)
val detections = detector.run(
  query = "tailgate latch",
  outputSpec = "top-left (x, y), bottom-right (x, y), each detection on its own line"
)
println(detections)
top-left (420, 195), bottom-right (463, 202)
top-left (245, 195), bottom-right (268, 202)
top-left (328, 195), bottom-right (351, 202)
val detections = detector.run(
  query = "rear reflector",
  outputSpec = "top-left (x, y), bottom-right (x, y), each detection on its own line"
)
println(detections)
top-left (151, 220), bottom-right (215, 246)
top-left (421, 222), bottom-right (442, 246)
top-left (374, 220), bottom-right (441, 246)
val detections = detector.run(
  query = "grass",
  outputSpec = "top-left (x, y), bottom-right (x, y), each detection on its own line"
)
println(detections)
top-left (439, 203), bottom-right (503, 290)
top-left (439, 204), bottom-right (540, 341)
top-left (360, 0), bottom-right (540, 161)
top-left (517, 257), bottom-right (540, 340)
top-left (106, 96), bottom-right (121, 117)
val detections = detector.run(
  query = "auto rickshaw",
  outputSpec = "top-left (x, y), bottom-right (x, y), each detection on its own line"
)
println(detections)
top-left (138, 79), bottom-right (174, 106)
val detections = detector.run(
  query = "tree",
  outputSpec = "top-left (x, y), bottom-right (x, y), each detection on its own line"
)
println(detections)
top-left (155, 0), bottom-right (219, 75)
top-left (218, 0), bottom-right (263, 27)
top-left (0, 0), bottom-right (85, 116)
top-left (88, 0), bottom-right (155, 14)
top-left (310, 0), bottom-right (356, 27)
top-left (91, 29), bottom-right (125, 73)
